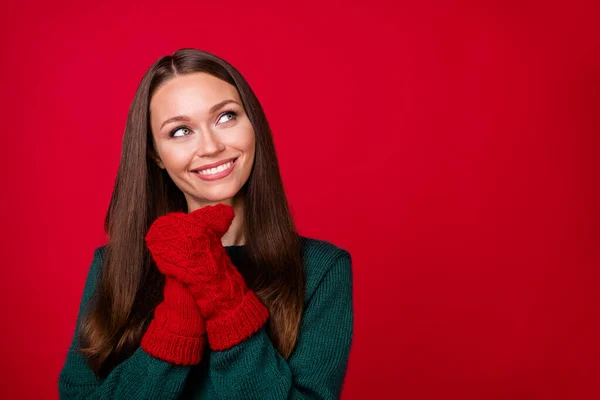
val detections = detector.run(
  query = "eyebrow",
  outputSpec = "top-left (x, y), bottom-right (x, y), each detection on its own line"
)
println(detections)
top-left (159, 99), bottom-right (241, 130)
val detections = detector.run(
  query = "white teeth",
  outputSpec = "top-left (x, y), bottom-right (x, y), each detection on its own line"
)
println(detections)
top-left (197, 161), bottom-right (233, 175)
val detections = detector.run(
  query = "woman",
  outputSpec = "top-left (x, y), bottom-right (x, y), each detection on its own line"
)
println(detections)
top-left (58, 48), bottom-right (353, 399)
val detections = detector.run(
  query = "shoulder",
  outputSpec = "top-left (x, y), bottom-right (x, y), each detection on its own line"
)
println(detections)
top-left (94, 245), bottom-right (107, 261)
top-left (299, 236), bottom-right (353, 301)
top-left (81, 245), bottom-right (108, 302)
top-left (91, 245), bottom-right (107, 275)
top-left (300, 236), bottom-right (351, 266)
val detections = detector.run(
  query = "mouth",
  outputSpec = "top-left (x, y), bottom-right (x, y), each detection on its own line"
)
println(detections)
top-left (192, 157), bottom-right (238, 181)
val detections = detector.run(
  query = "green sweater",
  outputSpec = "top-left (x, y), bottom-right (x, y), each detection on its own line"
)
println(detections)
top-left (58, 237), bottom-right (353, 399)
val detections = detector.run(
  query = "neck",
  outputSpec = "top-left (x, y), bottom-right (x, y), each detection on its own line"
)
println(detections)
top-left (221, 194), bottom-right (246, 246)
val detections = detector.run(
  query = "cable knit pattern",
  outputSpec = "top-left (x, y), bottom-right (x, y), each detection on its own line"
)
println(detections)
top-left (144, 204), bottom-right (269, 350)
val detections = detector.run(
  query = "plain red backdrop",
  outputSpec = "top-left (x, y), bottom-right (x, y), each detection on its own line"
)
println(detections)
top-left (1, 0), bottom-right (599, 399)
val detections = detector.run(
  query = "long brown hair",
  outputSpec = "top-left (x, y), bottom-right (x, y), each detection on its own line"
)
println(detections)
top-left (78, 48), bottom-right (305, 378)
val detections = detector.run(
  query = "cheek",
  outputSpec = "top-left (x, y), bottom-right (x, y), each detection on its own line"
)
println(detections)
top-left (242, 135), bottom-right (256, 154)
top-left (222, 123), bottom-right (255, 154)
top-left (157, 143), bottom-right (193, 170)
top-left (238, 125), bottom-right (256, 153)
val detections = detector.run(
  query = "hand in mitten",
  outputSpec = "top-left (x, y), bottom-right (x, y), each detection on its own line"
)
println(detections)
top-left (145, 204), bottom-right (269, 351)
top-left (141, 277), bottom-right (206, 365)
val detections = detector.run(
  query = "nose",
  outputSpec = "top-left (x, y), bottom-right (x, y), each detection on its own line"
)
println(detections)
top-left (194, 127), bottom-right (226, 157)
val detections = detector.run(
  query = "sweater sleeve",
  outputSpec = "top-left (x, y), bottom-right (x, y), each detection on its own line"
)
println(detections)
top-left (58, 247), bottom-right (194, 400)
top-left (208, 250), bottom-right (354, 400)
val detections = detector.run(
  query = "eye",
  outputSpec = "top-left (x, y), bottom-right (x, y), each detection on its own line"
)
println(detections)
top-left (217, 110), bottom-right (237, 125)
top-left (170, 126), bottom-right (192, 138)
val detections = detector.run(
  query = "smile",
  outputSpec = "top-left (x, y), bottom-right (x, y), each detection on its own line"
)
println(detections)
top-left (197, 160), bottom-right (234, 175)
top-left (192, 158), bottom-right (237, 181)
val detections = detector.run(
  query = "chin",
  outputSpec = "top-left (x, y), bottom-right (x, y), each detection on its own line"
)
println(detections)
top-left (190, 189), bottom-right (240, 205)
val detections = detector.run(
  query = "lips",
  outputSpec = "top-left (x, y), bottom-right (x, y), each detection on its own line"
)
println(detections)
top-left (192, 157), bottom-right (238, 173)
top-left (192, 157), bottom-right (237, 181)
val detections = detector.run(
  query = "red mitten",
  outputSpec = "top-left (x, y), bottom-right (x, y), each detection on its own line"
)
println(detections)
top-left (141, 277), bottom-right (206, 364)
top-left (145, 204), bottom-right (269, 351)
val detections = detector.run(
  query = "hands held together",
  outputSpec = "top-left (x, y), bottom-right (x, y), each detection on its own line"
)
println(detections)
top-left (141, 204), bottom-right (269, 364)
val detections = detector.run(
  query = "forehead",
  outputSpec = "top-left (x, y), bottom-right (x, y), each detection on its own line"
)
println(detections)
top-left (149, 72), bottom-right (240, 119)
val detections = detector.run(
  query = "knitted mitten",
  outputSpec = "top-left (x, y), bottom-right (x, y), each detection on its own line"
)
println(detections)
top-left (141, 276), bottom-right (206, 365)
top-left (144, 204), bottom-right (269, 351)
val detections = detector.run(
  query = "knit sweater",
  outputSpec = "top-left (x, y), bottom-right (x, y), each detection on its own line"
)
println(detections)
top-left (58, 236), bottom-right (353, 399)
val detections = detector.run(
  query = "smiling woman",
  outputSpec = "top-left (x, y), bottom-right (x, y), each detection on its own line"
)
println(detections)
top-left (148, 73), bottom-right (256, 219)
top-left (58, 48), bottom-right (354, 400)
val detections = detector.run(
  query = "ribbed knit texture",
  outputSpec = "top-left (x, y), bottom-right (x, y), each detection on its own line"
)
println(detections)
top-left (58, 237), bottom-right (354, 400)
top-left (140, 277), bottom-right (207, 365)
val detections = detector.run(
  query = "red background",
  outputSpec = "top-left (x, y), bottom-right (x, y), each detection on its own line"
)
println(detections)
top-left (1, 1), bottom-right (599, 399)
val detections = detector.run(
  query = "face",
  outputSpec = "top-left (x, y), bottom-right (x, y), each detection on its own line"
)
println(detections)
top-left (149, 72), bottom-right (256, 211)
